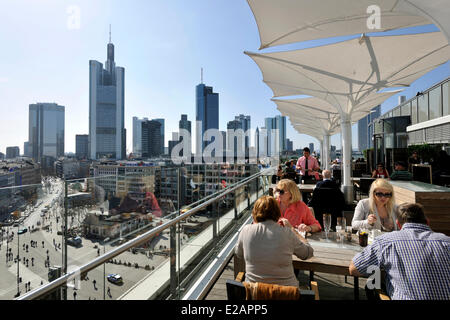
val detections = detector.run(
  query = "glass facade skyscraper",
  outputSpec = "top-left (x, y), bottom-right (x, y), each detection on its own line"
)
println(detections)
top-left (358, 105), bottom-right (381, 152)
top-left (153, 118), bottom-right (165, 155)
top-left (196, 83), bottom-right (219, 155)
top-left (141, 120), bottom-right (162, 158)
top-left (264, 115), bottom-right (286, 155)
top-left (76, 134), bottom-right (89, 159)
top-left (28, 103), bottom-right (65, 163)
top-left (89, 38), bottom-right (125, 160)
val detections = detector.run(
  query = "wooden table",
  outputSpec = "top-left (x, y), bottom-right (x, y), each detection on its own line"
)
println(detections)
top-left (292, 232), bottom-right (364, 300)
top-left (297, 183), bottom-right (316, 193)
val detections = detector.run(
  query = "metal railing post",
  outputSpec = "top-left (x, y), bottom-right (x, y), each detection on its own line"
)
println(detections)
top-left (169, 224), bottom-right (177, 299)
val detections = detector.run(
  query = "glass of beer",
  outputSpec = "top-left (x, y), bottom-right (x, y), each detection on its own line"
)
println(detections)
top-left (358, 229), bottom-right (369, 247)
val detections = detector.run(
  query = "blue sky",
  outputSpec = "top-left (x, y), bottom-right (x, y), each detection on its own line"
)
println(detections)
top-left (0, 0), bottom-right (448, 155)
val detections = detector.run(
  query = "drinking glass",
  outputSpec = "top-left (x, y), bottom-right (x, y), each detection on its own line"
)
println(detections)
top-left (358, 229), bottom-right (369, 247)
top-left (337, 217), bottom-right (347, 230)
top-left (346, 226), bottom-right (353, 242)
top-left (323, 213), bottom-right (331, 239)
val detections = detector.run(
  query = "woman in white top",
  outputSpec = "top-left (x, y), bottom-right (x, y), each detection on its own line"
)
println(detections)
top-left (235, 196), bottom-right (313, 288)
top-left (352, 179), bottom-right (398, 232)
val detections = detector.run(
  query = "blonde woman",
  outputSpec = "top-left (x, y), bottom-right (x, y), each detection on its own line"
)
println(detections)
top-left (274, 179), bottom-right (322, 233)
top-left (352, 179), bottom-right (398, 232)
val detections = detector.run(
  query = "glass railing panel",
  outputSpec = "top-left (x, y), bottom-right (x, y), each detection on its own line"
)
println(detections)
top-left (0, 179), bottom-right (67, 299)
top-left (10, 164), bottom-right (274, 300)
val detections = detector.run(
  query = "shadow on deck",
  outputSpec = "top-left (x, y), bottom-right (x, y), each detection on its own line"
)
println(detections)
top-left (204, 257), bottom-right (368, 300)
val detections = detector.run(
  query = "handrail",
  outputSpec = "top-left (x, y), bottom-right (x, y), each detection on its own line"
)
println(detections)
top-left (16, 167), bottom-right (273, 300)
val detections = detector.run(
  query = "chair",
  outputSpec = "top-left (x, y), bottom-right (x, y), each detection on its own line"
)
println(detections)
top-left (332, 169), bottom-right (341, 185)
top-left (226, 272), bottom-right (319, 301)
top-left (308, 187), bottom-right (345, 231)
top-left (354, 178), bottom-right (375, 200)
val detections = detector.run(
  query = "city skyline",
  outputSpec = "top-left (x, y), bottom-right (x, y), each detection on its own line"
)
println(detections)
top-left (1, 0), bottom-right (449, 156)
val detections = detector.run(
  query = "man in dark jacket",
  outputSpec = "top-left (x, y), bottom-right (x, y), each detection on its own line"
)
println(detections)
top-left (308, 170), bottom-right (345, 230)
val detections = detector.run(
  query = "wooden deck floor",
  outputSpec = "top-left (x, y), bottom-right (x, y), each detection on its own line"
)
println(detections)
top-left (204, 258), bottom-right (368, 300)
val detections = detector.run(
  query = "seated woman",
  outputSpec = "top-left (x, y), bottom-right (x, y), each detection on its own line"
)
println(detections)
top-left (372, 163), bottom-right (390, 179)
top-left (352, 178), bottom-right (398, 232)
top-left (274, 179), bottom-right (322, 233)
top-left (235, 195), bottom-right (313, 287)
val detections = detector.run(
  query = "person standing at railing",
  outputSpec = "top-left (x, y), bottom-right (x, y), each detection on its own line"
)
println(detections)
top-left (235, 195), bottom-right (313, 288)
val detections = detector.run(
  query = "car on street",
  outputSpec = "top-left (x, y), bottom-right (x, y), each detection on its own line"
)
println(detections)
top-left (18, 228), bottom-right (28, 234)
top-left (67, 236), bottom-right (82, 247)
top-left (107, 274), bottom-right (123, 284)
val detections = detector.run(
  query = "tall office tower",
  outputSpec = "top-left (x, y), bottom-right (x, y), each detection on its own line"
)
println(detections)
top-left (255, 127), bottom-right (260, 158)
top-left (6, 146), bottom-right (20, 159)
top-left (23, 142), bottom-right (31, 157)
top-left (153, 118), bottom-right (165, 154)
top-left (277, 115), bottom-right (287, 152)
top-left (235, 114), bottom-right (251, 156)
top-left (196, 83), bottom-right (219, 155)
top-left (309, 143), bottom-right (314, 152)
top-left (220, 131), bottom-right (227, 156)
top-left (357, 105), bottom-right (381, 152)
top-left (89, 34), bottom-right (125, 160)
top-left (168, 132), bottom-right (179, 156)
top-left (141, 120), bottom-right (162, 158)
top-left (286, 139), bottom-right (293, 152)
top-left (227, 119), bottom-right (243, 158)
top-left (28, 103), bottom-right (65, 163)
top-left (264, 115), bottom-right (286, 155)
top-left (0, 152), bottom-right (4, 160)
top-left (76, 134), bottom-right (89, 159)
top-left (179, 114), bottom-right (192, 135)
top-left (132, 117), bottom-right (148, 157)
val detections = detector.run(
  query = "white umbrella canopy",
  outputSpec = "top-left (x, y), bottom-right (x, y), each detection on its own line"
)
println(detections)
top-left (272, 92), bottom-right (401, 127)
top-left (246, 0), bottom-right (448, 49)
top-left (274, 98), bottom-right (341, 135)
top-left (245, 32), bottom-right (449, 115)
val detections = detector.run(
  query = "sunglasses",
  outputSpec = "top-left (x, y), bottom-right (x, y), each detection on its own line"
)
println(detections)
top-left (374, 192), bottom-right (392, 198)
top-left (274, 188), bottom-right (286, 195)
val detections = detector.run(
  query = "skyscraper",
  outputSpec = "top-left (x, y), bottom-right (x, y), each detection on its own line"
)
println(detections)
top-left (264, 115), bottom-right (286, 155)
top-left (286, 139), bottom-right (293, 152)
top-left (358, 105), bottom-right (381, 152)
top-left (309, 143), bottom-right (314, 152)
top-left (6, 146), bottom-right (20, 159)
top-left (141, 120), bottom-right (162, 158)
top-left (132, 117), bottom-right (148, 158)
top-left (196, 83), bottom-right (219, 155)
top-left (153, 118), bottom-right (165, 155)
top-left (235, 114), bottom-right (251, 157)
top-left (227, 119), bottom-right (243, 158)
top-left (28, 103), bottom-right (65, 163)
top-left (89, 33), bottom-right (125, 160)
top-left (179, 114), bottom-right (191, 134)
top-left (76, 135), bottom-right (89, 159)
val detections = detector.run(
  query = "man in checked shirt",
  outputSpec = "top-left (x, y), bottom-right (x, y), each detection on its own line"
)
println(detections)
top-left (349, 203), bottom-right (450, 300)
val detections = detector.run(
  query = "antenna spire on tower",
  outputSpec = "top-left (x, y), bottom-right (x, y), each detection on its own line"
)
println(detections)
top-left (201, 67), bottom-right (203, 84)
top-left (109, 24), bottom-right (112, 43)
